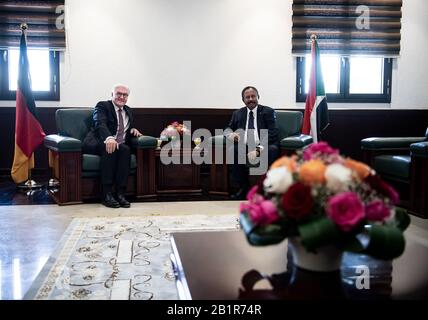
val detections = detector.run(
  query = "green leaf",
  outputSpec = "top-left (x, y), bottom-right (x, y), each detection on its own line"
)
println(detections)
top-left (393, 207), bottom-right (411, 231)
top-left (342, 236), bottom-right (366, 253)
top-left (363, 224), bottom-right (406, 260)
top-left (297, 217), bottom-right (342, 252)
top-left (239, 213), bottom-right (286, 246)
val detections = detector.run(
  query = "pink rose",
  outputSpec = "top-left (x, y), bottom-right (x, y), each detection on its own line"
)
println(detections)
top-left (303, 142), bottom-right (340, 161)
top-left (326, 192), bottom-right (365, 232)
top-left (246, 185), bottom-right (264, 203)
top-left (240, 200), bottom-right (280, 226)
top-left (365, 200), bottom-right (391, 222)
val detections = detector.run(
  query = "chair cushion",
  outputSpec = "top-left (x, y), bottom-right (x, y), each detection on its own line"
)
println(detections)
top-left (82, 154), bottom-right (137, 172)
top-left (374, 155), bottom-right (411, 181)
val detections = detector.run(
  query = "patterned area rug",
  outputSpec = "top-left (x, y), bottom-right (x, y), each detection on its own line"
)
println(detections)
top-left (24, 214), bottom-right (240, 300)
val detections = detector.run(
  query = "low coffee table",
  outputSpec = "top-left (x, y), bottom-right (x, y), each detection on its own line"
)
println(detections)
top-left (170, 230), bottom-right (428, 300)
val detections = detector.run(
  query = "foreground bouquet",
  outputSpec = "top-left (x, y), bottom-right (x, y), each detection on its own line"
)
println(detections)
top-left (240, 142), bottom-right (410, 260)
top-left (160, 121), bottom-right (190, 140)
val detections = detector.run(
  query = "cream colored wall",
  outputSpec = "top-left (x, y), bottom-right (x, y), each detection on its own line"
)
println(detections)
top-left (1, 0), bottom-right (427, 109)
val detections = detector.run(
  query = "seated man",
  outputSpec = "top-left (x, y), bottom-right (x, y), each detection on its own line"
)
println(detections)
top-left (224, 86), bottom-right (280, 200)
top-left (83, 84), bottom-right (142, 208)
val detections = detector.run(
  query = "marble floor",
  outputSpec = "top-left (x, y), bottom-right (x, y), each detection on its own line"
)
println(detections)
top-left (0, 201), bottom-right (241, 300)
top-left (0, 201), bottom-right (428, 300)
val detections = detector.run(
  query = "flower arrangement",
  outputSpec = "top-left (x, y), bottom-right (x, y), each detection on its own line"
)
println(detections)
top-left (160, 121), bottom-right (190, 141)
top-left (240, 142), bottom-right (410, 260)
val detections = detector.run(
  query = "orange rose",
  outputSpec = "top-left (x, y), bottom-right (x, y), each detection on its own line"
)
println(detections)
top-left (344, 158), bottom-right (371, 180)
top-left (271, 156), bottom-right (297, 172)
top-left (299, 160), bottom-right (326, 185)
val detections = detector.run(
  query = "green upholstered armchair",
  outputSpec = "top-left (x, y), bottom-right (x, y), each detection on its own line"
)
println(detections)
top-left (361, 128), bottom-right (428, 218)
top-left (276, 110), bottom-right (313, 155)
top-left (44, 108), bottom-right (158, 205)
top-left (208, 110), bottom-right (313, 197)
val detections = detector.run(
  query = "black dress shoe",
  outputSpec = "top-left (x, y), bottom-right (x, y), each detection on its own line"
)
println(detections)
top-left (116, 194), bottom-right (131, 208)
top-left (230, 188), bottom-right (249, 200)
top-left (102, 192), bottom-right (120, 208)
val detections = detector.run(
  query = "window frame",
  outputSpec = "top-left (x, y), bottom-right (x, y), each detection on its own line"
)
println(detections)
top-left (296, 56), bottom-right (392, 103)
top-left (0, 49), bottom-right (60, 101)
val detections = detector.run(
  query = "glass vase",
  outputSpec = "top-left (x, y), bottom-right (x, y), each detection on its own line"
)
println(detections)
top-left (287, 237), bottom-right (343, 272)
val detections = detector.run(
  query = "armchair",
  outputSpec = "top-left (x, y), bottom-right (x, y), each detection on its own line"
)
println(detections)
top-left (208, 110), bottom-right (313, 198)
top-left (361, 128), bottom-right (428, 218)
top-left (44, 108), bottom-right (158, 205)
top-left (276, 110), bottom-right (313, 155)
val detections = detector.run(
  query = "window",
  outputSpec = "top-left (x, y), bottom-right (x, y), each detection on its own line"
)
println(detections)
top-left (0, 49), bottom-right (60, 101)
top-left (296, 56), bottom-right (392, 103)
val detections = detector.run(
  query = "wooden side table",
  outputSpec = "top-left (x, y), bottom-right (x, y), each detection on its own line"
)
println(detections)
top-left (156, 148), bottom-right (202, 199)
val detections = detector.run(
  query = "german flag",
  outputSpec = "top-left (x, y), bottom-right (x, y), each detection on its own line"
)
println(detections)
top-left (11, 28), bottom-right (46, 184)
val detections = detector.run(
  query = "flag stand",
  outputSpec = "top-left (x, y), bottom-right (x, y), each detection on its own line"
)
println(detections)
top-left (17, 169), bottom-right (42, 191)
top-left (48, 178), bottom-right (59, 188)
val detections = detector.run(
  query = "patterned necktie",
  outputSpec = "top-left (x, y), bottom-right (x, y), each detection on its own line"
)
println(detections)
top-left (116, 109), bottom-right (124, 144)
top-left (247, 110), bottom-right (256, 148)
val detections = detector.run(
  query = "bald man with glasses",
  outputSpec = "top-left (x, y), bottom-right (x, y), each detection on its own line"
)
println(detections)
top-left (83, 84), bottom-right (142, 208)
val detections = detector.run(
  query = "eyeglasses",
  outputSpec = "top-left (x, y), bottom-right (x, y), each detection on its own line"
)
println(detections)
top-left (115, 92), bottom-right (129, 98)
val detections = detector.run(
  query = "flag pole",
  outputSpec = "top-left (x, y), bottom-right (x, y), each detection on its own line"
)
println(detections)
top-left (312, 34), bottom-right (322, 142)
top-left (17, 23), bottom-right (43, 192)
top-left (311, 34), bottom-right (323, 142)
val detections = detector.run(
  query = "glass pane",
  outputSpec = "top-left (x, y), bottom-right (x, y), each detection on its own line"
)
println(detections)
top-left (305, 55), bottom-right (340, 94)
top-left (349, 57), bottom-right (383, 94)
top-left (8, 49), bottom-right (51, 91)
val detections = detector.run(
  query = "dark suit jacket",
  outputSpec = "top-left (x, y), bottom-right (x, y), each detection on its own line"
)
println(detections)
top-left (224, 105), bottom-right (279, 146)
top-left (83, 100), bottom-right (134, 154)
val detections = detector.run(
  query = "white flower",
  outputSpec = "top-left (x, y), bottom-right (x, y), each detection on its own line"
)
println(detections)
top-left (263, 167), bottom-right (293, 194)
top-left (325, 163), bottom-right (352, 192)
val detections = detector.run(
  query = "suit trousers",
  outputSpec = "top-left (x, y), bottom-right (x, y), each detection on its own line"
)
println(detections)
top-left (83, 141), bottom-right (131, 196)
top-left (100, 143), bottom-right (131, 196)
top-left (229, 143), bottom-right (279, 188)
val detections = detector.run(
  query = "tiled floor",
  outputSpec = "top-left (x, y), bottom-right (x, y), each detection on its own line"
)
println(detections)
top-left (0, 201), bottom-right (241, 300)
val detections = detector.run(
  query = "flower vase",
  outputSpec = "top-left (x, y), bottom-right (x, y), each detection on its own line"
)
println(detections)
top-left (287, 237), bottom-right (343, 272)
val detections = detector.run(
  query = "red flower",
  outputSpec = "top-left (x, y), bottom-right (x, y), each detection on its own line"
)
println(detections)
top-left (282, 183), bottom-right (313, 221)
top-left (365, 174), bottom-right (400, 205)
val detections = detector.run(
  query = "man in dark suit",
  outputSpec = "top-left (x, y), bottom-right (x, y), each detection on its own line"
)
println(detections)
top-left (224, 86), bottom-right (279, 200)
top-left (83, 85), bottom-right (142, 208)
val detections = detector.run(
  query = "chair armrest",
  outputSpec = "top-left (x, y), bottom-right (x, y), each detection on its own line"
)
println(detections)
top-left (209, 135), bottom-right (226, 146)
top-left (361, 137), bottom-right (425, 150)
top-left (132, 135), bottom-right (158, 149)
top-left (44, 134), bottom-right (82, 152)
top-left (280, 134), bottom-right (313, 150)
top-left (411, 141), bottom-right (428, 158)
